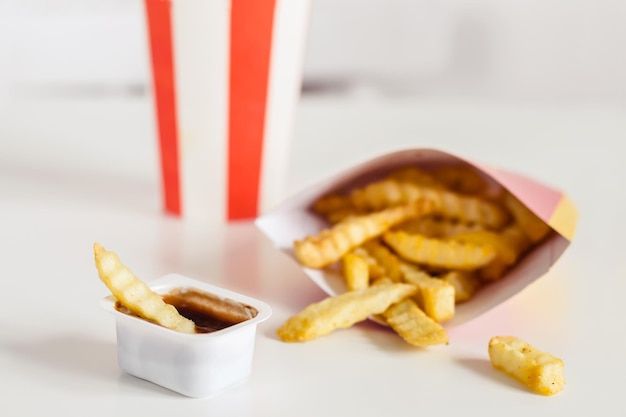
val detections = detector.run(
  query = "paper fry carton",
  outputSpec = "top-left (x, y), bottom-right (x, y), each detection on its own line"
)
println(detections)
top-left (256, 148), bottom-right (577, 327)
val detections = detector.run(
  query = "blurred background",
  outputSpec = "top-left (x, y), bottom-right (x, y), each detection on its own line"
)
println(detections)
top-left (1, 0), bottom-right (625, 103)
top-left (1, 0), bottom-right (625, 204)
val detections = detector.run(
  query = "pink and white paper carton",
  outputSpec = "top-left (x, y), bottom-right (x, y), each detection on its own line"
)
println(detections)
top-left (255, 148), bottom-right (578, 327)
top-left (144, 0), bottom-right (311, 223)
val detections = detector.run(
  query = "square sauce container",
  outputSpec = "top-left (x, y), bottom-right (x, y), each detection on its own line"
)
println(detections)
top-left (101, 274), bottom-right (272, 398)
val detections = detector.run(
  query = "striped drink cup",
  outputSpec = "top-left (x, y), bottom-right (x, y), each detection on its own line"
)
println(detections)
top-left (144, 0), bottom-right (311, 223)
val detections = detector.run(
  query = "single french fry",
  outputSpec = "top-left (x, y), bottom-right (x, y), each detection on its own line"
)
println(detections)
top-left (276, 283), bottom-right (418, 342)
top-left (386, 165), bottom-right (442, 187)
top-left (361, 239), bottom-right (403, 282)
top-left (352, 247), bottom-right (386, 279)
top-left (503, 192), bottom-right (552, 243)
top-left (294, 200), bottom-right (434, 268)
top-left (350, 179), bottom-right (509, 229)
top-left (395, 216), bottom-right (485, 238)
top-left (432, 165), bottom-right (488, 196)
top-left (480, 224), bottom-right (533, 281)
top-left (371, 276), bottom-right (394, 286)
top-left (441, 270), bottom-right (481, 303)
top-left (383, 298), bottom-right (449, 347)
top-left (488, 336), bottom-right (566, 396)
top-left (342, 252), bottom-right (370, 291)
top-left (325, 207), bottom-right (366, 224)
top-left (500, 223), bottom-right (533, 254)
top-left (448, 230), bottom-right (517, 265)
top-left (400, 263), bottom-right (455, 322)
top-left (383, 231), bottom-right (496, 270)
top-left (312, 194), bottom-right (353, 215)
top-left (94, 243), bottom-right (196, 334)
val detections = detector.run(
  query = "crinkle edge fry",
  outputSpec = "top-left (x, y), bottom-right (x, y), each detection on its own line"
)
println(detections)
top-left (94, 243), bottom-right (196, 334)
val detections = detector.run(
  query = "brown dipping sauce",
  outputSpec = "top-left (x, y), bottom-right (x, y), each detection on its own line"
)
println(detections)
top-left (115, 287), bottom-right (259, 334)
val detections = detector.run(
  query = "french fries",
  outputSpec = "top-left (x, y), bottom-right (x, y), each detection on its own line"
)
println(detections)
top-left (94, 243), bottom-right (196, 334)
top-left (350, 179), bottom-right (509, 229)
top-left (276, 283), bottom-right (418, 342)
top-left (279, 162), bottom-right (555, 350)
top-left (488, 336), bottom-right (566, 395)
top-left (400, 263), bottom-right (455, 323)
top-left (341, 252), bottom-right (370, 291)
top-left (382, 298), bottom-right (449, 347)
top-left (361, 239), bottom-right (403, 282)
top-left (294, 200), bottom-right (434, 268)
top-left (383, 231), bottom-right (497, 270)
top-left (441, 270), bottom-right (481, 303)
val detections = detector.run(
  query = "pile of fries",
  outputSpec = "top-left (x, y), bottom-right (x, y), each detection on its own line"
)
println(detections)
top-left (277, 164), bottom-right (552, 348)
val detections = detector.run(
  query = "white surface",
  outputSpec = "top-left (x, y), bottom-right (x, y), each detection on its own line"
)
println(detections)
top-left (0, 92), bottom-right (624, 415)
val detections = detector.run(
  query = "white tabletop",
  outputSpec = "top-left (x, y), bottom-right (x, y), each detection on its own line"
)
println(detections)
top-left (0, 91), bottom-right (622, 416)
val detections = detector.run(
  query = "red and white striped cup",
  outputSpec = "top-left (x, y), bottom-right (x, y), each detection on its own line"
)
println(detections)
top-left (144, 0), bottom-right (311, 222)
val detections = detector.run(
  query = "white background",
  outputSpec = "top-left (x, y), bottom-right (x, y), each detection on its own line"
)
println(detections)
top-left (1, 0), bottom-right (625, 104)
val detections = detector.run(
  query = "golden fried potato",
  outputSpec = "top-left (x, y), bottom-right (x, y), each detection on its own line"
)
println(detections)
top-left (400, 263), bottom-right (455, 322)
top-left (342, 252), bottom-right (370, 291)
top-left (276, 283), bottom-right (418, 342)
top-left (312, 194), bottom-right (352, 215)
top-left (351, 247), bottom-right (386, 279)
top-left (441, 270), bottom-right (481, 303)
top-left (488, 336), bottom-right (565, 396)
top-left (479, 224), bottom-right (533, 281)
top-left (448, 230), bottom-right (517, 265)
top-left (325, 207), bottom-right (366, 224)
top-left (383, 231), bottom-right (496, 270)
top-left (432, 165), bottom-right (488, 195)
top-left (350, 179), bottom-right (509, 229)
top-left (499, 223), bottom-right (533, 254)
top-left (94, 243), bottom-right (196, 334)
top-left (284, 163), bottom-right (555, 348)
top-left (394, 216), bottom-right (485, 238)
top-left (294, 200), bottom-right (434, 268)
top-left (503, 192), bottom-right (552, 243)
top-left (361, 239), bottom-right (403, 282)
top-left (383, 298), bottom-right (449, 347)
top-left (386, 165), bottom-right (441, 187)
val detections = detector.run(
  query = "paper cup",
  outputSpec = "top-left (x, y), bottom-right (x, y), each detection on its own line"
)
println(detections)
top-left (144, 0), bottom-right (311, 223)
top-left (255, 148), bottom-right (578, 327)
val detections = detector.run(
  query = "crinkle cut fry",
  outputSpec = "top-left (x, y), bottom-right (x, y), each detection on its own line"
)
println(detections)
top-left (386, 165), bottom-right (442, 187)
top-left (312, 194), bottom-right (353, 215)
top-left (361, 239), bottom-right (403, 282)
top-left (294, 200), bottom-right (435, 268)
top-left (503, 192), bottom-right (552, 243)
top-left (94, 243), bottom-right (196, 334)
top-left (395, 216), bottom-right (485, 238)
top-left (383, 298), bottom-right (449, 347)
top-left (350, 179), bottom-right (509, 229)
top-left (441, 270), bottom-right (481, 303)
top-left (342, 252), bottom-right (370, 291)
top-left (479, 224), bottom-right (533, 281)
top-left (276, 283), bottom-right (418, 342)
top-left (383, 230), bottom-right (496, 270)
top-left (399, 263), bottom-right (455, 322)
top-left (432, 165), bottom-right (489, 195)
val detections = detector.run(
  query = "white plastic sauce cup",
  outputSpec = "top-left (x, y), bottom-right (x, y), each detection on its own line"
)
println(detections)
top-left (101, 274), bottom-right (272, 398)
